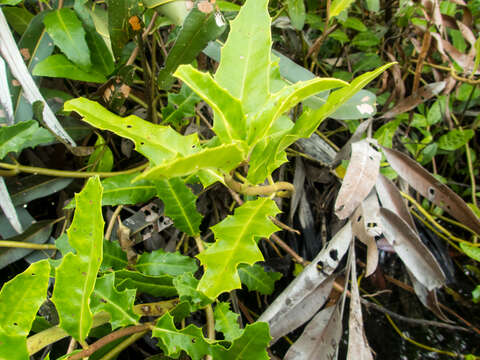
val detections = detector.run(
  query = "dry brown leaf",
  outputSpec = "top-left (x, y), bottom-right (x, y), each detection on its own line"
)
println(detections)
top-left (258, 222), bottom-right (352, 343)
top-left (375, 174), bottom-right (417, 231)
top-left (351, 193), bottom-right (380, 277)
top-left (347, 246), bottom-right (374, 360)
top-left (334, 139), bottom-right (381, 219)
top-left (380, 208), bottom-right (446, 290)
top-left (408, 270), bottom-right (451, 322)
top-left (332, 119), bottom-right (372, 168)
top-left (382, 146), bottom-right (480, 235)
top-left (386, 50), bottom-right (406, 100)
top-left (284, 305), bottom-right (342, 360)
top-left (381, 81), bottom-right (446, 119)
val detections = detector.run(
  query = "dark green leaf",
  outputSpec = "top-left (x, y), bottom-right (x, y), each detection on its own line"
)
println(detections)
top-left (100, 173), bottom-right (156, 207)
top-left (136, 248), bottom-right (198, 277)
top-left (106, 0), bottom-right (140, 58)
top-left (0, 120), bottom-right (52, 159)
top-left (2, 6), bottom-right (34, 35)
top-left (86, 134), bottom-right (114, 172)
top-left (43, 8), bottom-right (91, 69)
top-left (155, 177), bottom-right (202, 236)
top-left (287, 0), bottom-right (306, 30)
top-left (33, 54), bottom-right (106, 83)
top-left (173, 273), bottom-right (212, 311)
top-left (238, 263), bottom-right (282, 295)
top-left (158, 6), bottom-right (226, 90)
top-left (101, 240), bottom-right (128, 271)
top-left (91, 273), bottom-right (139, 329)
top-left (115, 269), bottom-right (176, 297)
top-left (162, 84), bottom-right (200, 126)
top-left (8, 175), bottom-right (73, 207)
top-left (437, 129), bottom-right (474, 151)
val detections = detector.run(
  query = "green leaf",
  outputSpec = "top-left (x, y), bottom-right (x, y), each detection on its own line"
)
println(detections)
top-left (374, 118), bottom-right (402, 147)
top-left (134, 142), bottom-right (246, 181)
top-left (460, 243), bottom-right (480, 262)
top-left (0, 120), bottom-right (39, 159)
top-left (115, 269), bottom-right (176, 297)
top-left (174, 65), bottom-right (246, 143)
top-left (101, 240), bottom-right (128, 271)
top-left (136, 248), bottom-right (198, 277)
top-left (309, 63), bottom-right (395, 123)
top-left (73, 0), bottom-right (115, 75)
top-left (106, 0), bottom-right (140, 58)
top-left (64, 97), bottom-right (198, 165)
top-left (173, 273), bottom-right (212, 311)
top-left (100, 173), bottom-right (156, 207)
top-left (51, 177), bottom-right (104, 345)
top-left (352, 31), bottom-right (380, 48)
top-left (214, 302), bottom-right (242, 341)
top-left (152, 313), bottom-right (224, 360)
top-left (87, 134), bottom-right (114, 172)
top-left (43, 8), bottom-right (91, 69)
top-left (222, 322), bottom-right (271, 359)
top-left (247, 77), bottom-right (348, 143)
top-left (214, 0), bottom-right (271, 115)
top-left (341, 17), bottom-right (367, 32)
top-left (473, 285), bottom-right (480, 303)
top-left (330, 89), bottom-right (377, 119)
top-left (197, 198), bottom-right (281, 298)
top-left (91, 273), bottom-right (139, 329)
top-left (155, 177), bottom-right (202, 236)
top-left (365, 0), bottom-right (380, 12)
top-left (330, 0), bottom-right (355, 19)
top-left (287, 0), bottom-right (306, 30)
top-left (437, 129), bottom-right (474, 151)
top-left (238, 263), bottom-right (282, 295)
top-left (158, 6), bottom-right (226, 89)
top-left (0, 260), bottom-right (50, 360)
top-left (33, 54), bottom-right (106, 83)
top-left (473, 38), bottom-right (480, 75)
top-left (162, 84), bottom-right (200, 126)
top-left (2, 6), bottom-right (34, 35)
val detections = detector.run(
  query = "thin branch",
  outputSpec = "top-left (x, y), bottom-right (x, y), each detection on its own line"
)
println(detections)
top-left (67, 324), bottom-right (151, 360)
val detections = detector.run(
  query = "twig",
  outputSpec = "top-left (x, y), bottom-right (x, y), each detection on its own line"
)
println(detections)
top-left (105, 205), bottom-right (124, 240)
top-left (271, 233), bottom-right (307, 266)
top-left (126, 12), bottom-right (159, 66)
top-left (97, 331), bottom-right (148, 360)
top-left (67, 324), bottom-right (152, 360)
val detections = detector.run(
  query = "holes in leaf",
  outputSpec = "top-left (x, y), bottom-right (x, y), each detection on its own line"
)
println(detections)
top-left (31, 273), bottom-right (35, 276)
top-left (126, 125), bottom-right (132, 128)
top-left (357, 215), bottom-right (362, 222)
top-left (329, 249), bottom-right (338, 261)
top-left (337, 205), bottom-right (345, 212)
top-left (13, 322), bottom-right (18, 326)
top-left (140, 142), bottom-right (145, 145)
top-left (428, 187), bottom-right (436, 199)
top-left (191, 338), bottom-right (196, 343)
top-left (367, 222), bottom-right (377, 228)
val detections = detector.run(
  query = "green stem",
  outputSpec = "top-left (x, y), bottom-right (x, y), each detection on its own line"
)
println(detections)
top-left (0, 162), bottom-right (148, 178)
top-left (27, 312), bottom-right (111, 356)
top-left (224, 174), bottom-right (294, 196)
top-left (0, 241), bottom-right (56, 250)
